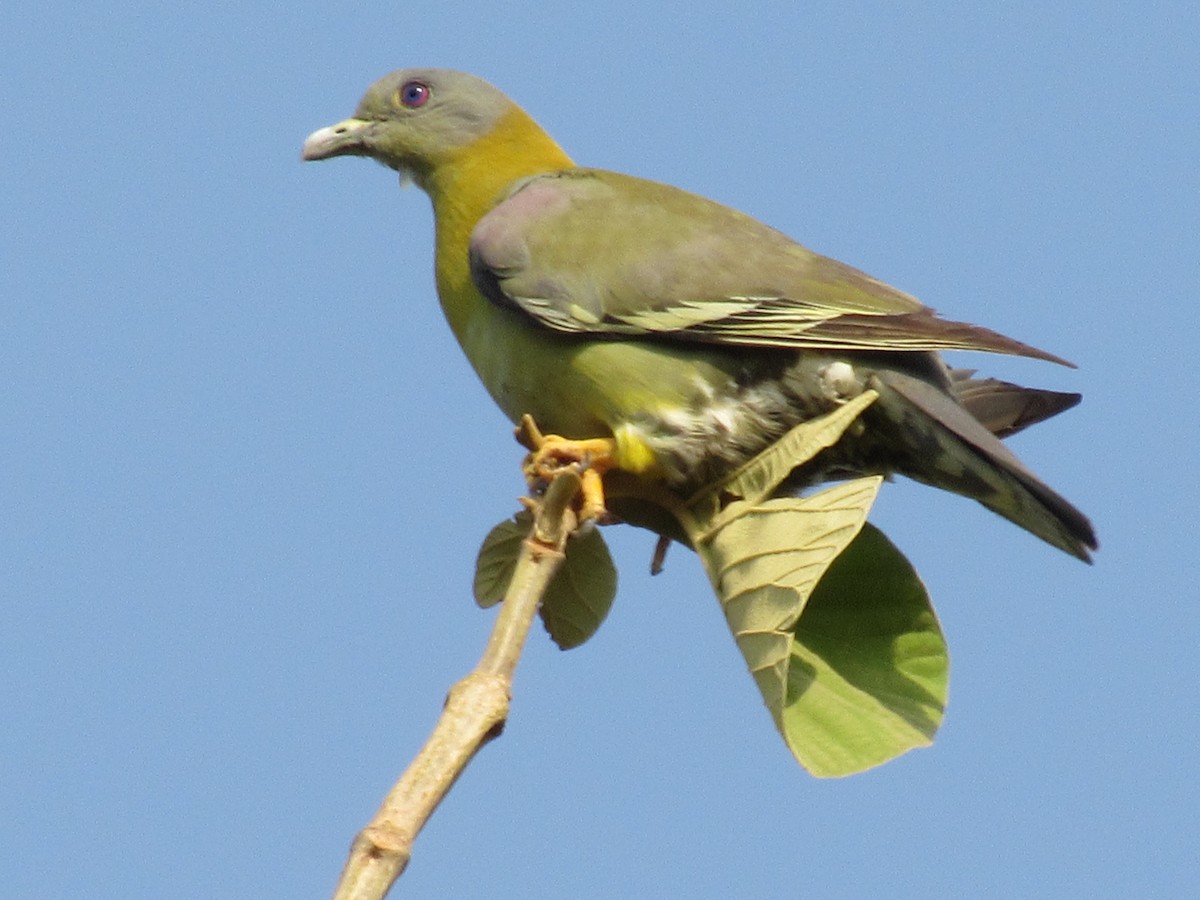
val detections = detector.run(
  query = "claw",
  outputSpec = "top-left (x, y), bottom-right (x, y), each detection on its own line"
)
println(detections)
top-left (516, 416), bottom-right (617, 524)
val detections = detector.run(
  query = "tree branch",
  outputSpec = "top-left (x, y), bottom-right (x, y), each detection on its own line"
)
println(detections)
top-left (331, 470), bottom-right (582, 899)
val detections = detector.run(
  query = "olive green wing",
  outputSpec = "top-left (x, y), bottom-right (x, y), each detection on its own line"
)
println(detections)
top-left (468, 168), bottom-right (1071, 365)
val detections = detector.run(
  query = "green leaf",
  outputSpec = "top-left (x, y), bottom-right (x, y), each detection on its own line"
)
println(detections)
top-left (686, 389), bottom-right (877, 538)
top-left (695, 478), bottom-right (882, 717)
top-left (679, 395), bottom-right (946, 776)
top-left (473, 512), bottom-right (532, 608)
top-left (782, 523), bottom-right (947, 777)
top-left (539, 527), bottom-right (618, 650)
top-left (474, 512), bottom-right (617, 649)
top-left (693, 478), bottom-right (947, 776)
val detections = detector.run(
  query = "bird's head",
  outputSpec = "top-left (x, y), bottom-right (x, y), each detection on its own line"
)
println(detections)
top-left (302, 68), bottom-right (565, 191)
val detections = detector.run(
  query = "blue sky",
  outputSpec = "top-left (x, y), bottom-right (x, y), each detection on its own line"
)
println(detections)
top-left (3, 3), bottom-right (1195, 897)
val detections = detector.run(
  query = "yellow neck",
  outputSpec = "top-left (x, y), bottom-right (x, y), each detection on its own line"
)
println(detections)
top-left (422, 106), bottom-right (574, 340)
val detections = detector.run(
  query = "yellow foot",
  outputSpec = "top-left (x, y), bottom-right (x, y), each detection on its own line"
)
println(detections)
top-left (516, 415), bottom-right (617, 524)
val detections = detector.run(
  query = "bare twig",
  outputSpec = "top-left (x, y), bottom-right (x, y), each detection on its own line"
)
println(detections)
top-left (330, 470), bottom-right (582, 900)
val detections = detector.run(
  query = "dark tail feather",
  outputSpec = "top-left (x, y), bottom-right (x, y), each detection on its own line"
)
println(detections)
top-left (949, 368), bottom-right (1082, 439)
top-left (871, 369), bottom-right (1098, 562)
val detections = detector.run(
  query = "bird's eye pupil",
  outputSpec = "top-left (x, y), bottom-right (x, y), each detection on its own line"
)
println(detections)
top-left (399, 81), bottom-right (430, 108)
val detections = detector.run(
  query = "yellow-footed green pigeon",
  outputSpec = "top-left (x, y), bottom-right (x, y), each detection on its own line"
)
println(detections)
top-left (302, 69), bottom-right (1096, 561)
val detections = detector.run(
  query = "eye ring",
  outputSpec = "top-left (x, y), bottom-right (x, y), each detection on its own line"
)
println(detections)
top-left (397, 81), bottom-right (430, 109)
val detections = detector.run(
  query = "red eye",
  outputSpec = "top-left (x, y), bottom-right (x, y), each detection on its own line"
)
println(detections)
top-left (398, 81), bottom-right (430, 108)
